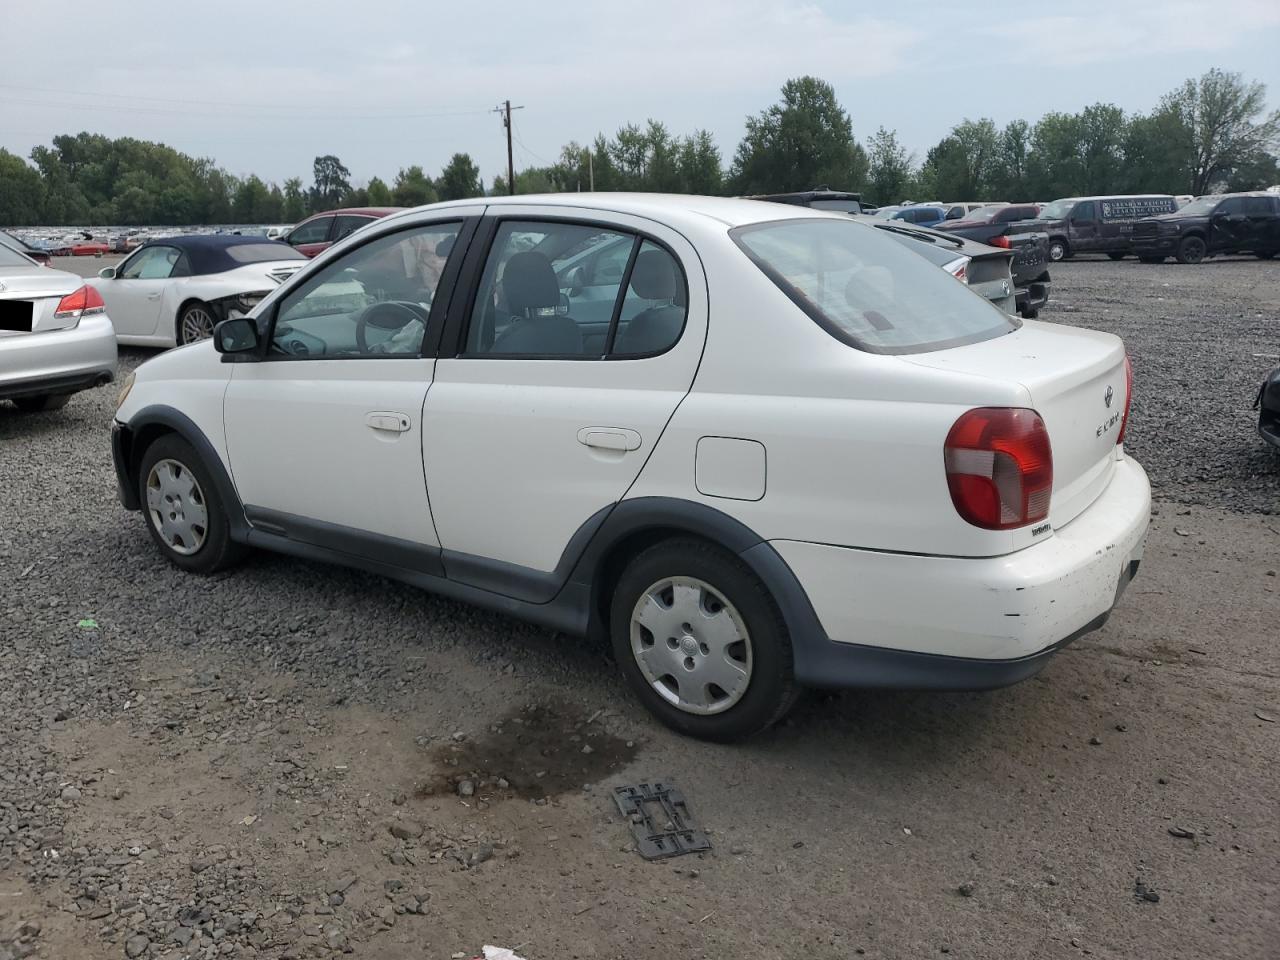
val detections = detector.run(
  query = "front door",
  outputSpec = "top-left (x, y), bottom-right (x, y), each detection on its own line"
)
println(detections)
top-left (1208, 197), bottom-right (1249, 251)
top-left (223, 213), bottom-right (478, 568)
top-left (95, 244), bottom-right (182, 338)
top-left (422, 209), bottom-right (707, 599)
top-left (1244, 196), bottom-right (1278, 251)
top-left (1067, 201), bottom-right (1100, 251)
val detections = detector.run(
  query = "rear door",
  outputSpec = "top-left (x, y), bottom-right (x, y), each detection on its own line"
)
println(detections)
top-left (223, 212), bottom-right (480, 563)
top-left (1243, 197), bottom-right (1276, 250)
top-left (422, 206), bottom-right (707, 598)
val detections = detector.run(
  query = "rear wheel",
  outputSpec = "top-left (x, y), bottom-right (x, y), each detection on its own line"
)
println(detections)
top-left (138, 434), bottom-right (246, 573)
top-left (12, 394), bottom-right (71, 413)
top-left (610, 538), bottom-right (798, 742)
top-left (1047, 239), bottom-right (1069, 262)
top-left (1138, 255), bottom-right (1166, 264)
top-left (1107, 252), bottom-right (1126, 261)
top-left (1176, 235), bottom-right (1206, 264)
top-left (177, 301), bottom-right (216, 345)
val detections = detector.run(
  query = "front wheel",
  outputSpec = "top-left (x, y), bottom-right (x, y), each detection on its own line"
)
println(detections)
top-left (610, 539), bottom-right (798, 742)
top-left (12, 394), bottom-right (70, 413)
top-left (1047, 239), bottom-right (1068, 262)
top-left (1107, 252), bottom-right (1126, 261)
top-left (1176, 235), bottom-right (1206, 265)
top-left (177, 301), bottom-right (216, 345)
top-left (138, 434), bottom-right (246, 573)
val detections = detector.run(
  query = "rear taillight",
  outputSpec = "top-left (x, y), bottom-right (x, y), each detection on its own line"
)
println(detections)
top-left (53, 285), bottom-right (105, 320)
top-left (943, 256), bottom-right (970, 283)
top-left (988, 235), bottom-right (1012, 249)
top-left (1117, 354), bottom-right (1133, 445)
top-left (945, 407), bottom-right (1053, 530)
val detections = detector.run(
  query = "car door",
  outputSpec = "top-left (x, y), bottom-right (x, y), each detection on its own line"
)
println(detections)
top-left (1208, 197), bottom-right (1249, 251)
top-left (223, 211), bottom-right (481, 567)
top-left (95, 245), bottom-right (181, 338)
top-left (1067, 201), bottom-right (1099, 251)
top-left (1243, 197), bottom-right (1275, 250)
top-left (422, 208), bottom-right (707, 600)
top-left (286, 216), bottom-right (335, 257)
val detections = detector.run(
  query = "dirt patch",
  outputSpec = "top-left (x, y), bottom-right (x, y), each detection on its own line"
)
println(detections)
top-left (417, 699), bottom-right (640, 802)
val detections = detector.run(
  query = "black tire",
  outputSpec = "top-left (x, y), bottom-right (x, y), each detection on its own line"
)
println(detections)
top-left (1107, 252), bottom-right (1126, 261)
top-left (1138, 255), bottom-right (1166, 264)
top-left (609, 538), bottom-right (799, 742)
top-left (1047, 239), bottom-right (1068, 262)
top-left (1256, 250), bottom-right (1277, 260)
top-left (177, 301), bottom-right (216, 345)
top-left (12, 393), bottom-right (71, 413)
top-left (137, 434), bottom-right (246, 573)
top-left (1021, 308), bottom-right (1039, 320)
top-left (1176, 235), bottom-right (1206, 264)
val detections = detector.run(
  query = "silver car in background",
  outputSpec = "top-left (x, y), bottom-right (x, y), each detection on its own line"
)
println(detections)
top-left (0, 244), bottom-right (117, 412)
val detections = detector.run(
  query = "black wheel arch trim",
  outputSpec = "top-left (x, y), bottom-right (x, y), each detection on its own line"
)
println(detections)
top-left (113, 404), bottom-right (249, 538)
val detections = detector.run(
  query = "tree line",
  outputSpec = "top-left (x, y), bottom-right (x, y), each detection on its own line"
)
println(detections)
top-left (0, 67), bottom-right (1275, 227)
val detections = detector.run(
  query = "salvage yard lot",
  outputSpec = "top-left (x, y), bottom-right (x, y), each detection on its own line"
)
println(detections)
top-left (1, 259), bottom-right (1277, 960)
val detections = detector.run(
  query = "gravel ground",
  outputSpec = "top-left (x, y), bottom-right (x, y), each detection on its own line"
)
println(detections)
top-left (1, 257), bottom-right (1277, 960)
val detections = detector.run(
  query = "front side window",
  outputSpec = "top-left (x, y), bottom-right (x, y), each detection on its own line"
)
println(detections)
top-left (464, 220), bottom-right (687, 358)
top-left (1070, 201), bottom-right (1096, 221)
top-left (120, 246), bottom-right (180, 280)
top-left (288, 217), bottom-right (332, 245)
top-left (1041, 199), bottom-right (1076, 220)
top-left (269, 222), bottom-right (461, 359)
top-left (1217, 197), bottom-right (1247, 216)
top-left (732, 218), bottom-right (1017, 355)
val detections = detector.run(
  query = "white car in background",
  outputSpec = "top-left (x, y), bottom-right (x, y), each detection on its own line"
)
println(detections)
top-left (111, 194), bottom-right (1150, 741)
top-left (89, 235), bottom-right (307, 347)
top-left (1, 242), bottom-right (116, 412)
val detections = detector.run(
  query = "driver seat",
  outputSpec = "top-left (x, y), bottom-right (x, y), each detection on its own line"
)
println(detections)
top-left (491, 252), bottom-right (583, 355)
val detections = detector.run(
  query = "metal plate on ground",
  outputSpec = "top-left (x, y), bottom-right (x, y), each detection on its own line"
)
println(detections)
top-left (613, 780), bottom-right (711, 860)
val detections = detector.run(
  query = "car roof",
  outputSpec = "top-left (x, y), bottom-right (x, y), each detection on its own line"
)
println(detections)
top-left (1053, 194), bottom-right (1176, 202)
top-left (380, 193), bottom-right (857, 231)
top-left (306, 207), bottom-right (404, 218)
top-left (135, 234), bottom-right (303, 274)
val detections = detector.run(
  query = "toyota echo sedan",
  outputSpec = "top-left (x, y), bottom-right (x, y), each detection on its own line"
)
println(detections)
top-left (110, 195), bottom-right (1150, 741)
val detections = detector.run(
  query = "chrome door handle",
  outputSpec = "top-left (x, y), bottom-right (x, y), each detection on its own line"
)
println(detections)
top-left (147, 293), bottom-right (161, 300)
top-left (577, 426), bottom-right (642, 452)
top-left (366, 412), bottom-right (411, 433)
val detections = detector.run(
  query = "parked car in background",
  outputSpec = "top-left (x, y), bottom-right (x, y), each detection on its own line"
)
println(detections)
top-left (750, 188), bottom-right (863, 214)
top-left (872, 205), bottom-right (906, 219)
top-left (0, 230), bottom-right (52, 266)
top-left (1, 241), bottom-right (116, 412)
top-left (89, 236), bottom-right (308, 346)
top-left (890, 205), bottom-right (947, 227)
top-left (283, 207), bottom-right (404, 257)
top-left (931, 205), bottom-right (1051, 317)
top-left (1032, 195), bottom-right (1178, 261)
top-left (264, 225), bottom-right (293, 240)
top-left (1258, 366), bottom-right (1280, 450)
top-left (111, 194), bottom-right (1149, 741)
top-left (940, 202), bottom-right (1001, 222)
top-left (1130, 193), bottom-right (1280, 264)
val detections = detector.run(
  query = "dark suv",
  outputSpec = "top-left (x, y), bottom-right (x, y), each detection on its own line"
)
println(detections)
top-left (1131, 193), bottom-right (1280, 264)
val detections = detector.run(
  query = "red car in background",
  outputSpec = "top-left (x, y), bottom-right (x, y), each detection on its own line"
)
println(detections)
top-left (283, 207), bottom-right (403, 257)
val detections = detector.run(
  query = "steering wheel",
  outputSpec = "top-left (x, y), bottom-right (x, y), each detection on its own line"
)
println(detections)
top-left (355, 301), bottom-right (429, 354)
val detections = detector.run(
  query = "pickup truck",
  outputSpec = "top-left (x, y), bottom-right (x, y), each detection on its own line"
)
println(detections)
top-left (930, 204), bottom-right (1051, 318)
top-left (1131, 193), bottom-right (1280, 264)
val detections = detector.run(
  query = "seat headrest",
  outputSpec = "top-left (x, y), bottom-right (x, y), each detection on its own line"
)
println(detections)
top-left (629, 249), bottom-right (677, 300)
top-left (503, 252), bottom-right (560, 315)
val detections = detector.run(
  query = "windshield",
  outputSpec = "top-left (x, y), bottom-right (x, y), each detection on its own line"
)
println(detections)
top-left (1040, 199), bottom-right (1076, 219)
top-left (1174, 196), bottom-right (1223, 217)
top-left (226, 242), bottom-right (307, 264)
top-left (731, 218), bottom-right (1017, 355)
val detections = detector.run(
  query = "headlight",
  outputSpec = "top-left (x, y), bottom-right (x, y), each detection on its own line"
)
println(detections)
top-left (115, 371), bottom-right (136, 411)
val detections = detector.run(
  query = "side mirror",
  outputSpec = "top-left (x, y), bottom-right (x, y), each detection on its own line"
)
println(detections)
top-left (213, 317), bottom-right (261, 361)
top-left (98, 267), bottom-right (116, 279)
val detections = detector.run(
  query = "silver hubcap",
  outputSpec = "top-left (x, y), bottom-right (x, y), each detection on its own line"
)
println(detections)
top-left (181, 306), bottom-right (214, 344)
top-left (145, 459), bottom-right (208, 555)
top-left (629, 576), bottom-right (752, 716)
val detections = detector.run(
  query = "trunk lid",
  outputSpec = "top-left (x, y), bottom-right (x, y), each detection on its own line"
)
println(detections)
top-left (904, 320), bottom-right (1127, 527)
top-left (0, 265), bottom-right (85, 334)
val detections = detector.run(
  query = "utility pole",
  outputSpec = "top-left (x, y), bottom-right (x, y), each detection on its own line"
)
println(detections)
top-left (587, 148), bottom-right (594, 191)
top-left (494, 100), bottom-right (524, 195)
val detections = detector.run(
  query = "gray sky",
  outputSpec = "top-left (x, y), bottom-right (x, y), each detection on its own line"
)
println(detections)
top-left (4, 0), bottom-right (1278, 188)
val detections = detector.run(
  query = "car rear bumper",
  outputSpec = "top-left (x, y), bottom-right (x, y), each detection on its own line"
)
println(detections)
top-left (774, 456), bottom-right (1150, 688)
top-left (0, 314), bottom-right (117, 401)
top-left (1016, 281), bottom-right (1050, 316)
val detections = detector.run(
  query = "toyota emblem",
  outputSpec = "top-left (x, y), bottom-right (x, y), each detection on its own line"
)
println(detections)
top-left (1104, 385), bottom-right (1114, 408)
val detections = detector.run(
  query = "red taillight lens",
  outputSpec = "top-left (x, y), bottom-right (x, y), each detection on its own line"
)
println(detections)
top-left (53, 285), bottom-right (106, 320)
top-left (988, 234), bottom-right (1012, 249)
top-left (1116, 354), bottom-right (1133, 445)
top-left (945, 407), bottom-right (1053, 530)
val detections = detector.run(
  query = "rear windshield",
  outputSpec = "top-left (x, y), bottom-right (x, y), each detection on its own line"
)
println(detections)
top-left (226, 243), bottom-right (306, 263)
top-left (732, 218), bottom-right (1017, 355)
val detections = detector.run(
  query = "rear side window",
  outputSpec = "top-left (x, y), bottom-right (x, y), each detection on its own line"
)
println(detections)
top-left (226, 243), bottom-right (306, 264)
top-left (732, 219), bottom-right (1017, 355)
top-left (333, 215), bottom-right (374, 242)
top-left (1244, 197), bottom-right (1274, 215)
top-left (995, 206), bottom-right (1037, 223)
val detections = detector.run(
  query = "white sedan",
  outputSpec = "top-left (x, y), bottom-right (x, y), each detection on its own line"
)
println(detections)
top-left (90, 235), bottom-right (307, 347)
top-left (1, 242), bottom-right (116, 412)
top-left (110, 194), bottom-right (1150, 740)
